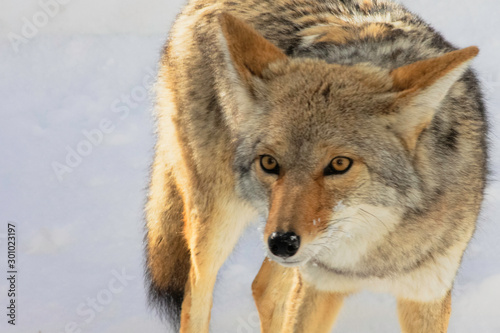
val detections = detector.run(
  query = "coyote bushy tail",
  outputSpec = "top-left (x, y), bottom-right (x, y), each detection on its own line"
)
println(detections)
top-left (145, 166), bottom-right (190, 330)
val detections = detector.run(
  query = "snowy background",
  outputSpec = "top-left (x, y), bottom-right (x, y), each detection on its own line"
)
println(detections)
top-left (0, 0), bottom-right (499, 332)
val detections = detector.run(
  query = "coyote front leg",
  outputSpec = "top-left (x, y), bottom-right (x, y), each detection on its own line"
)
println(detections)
top-left (292, 285), bottom-right (346, 333)
top-left (180, 195), bottom-right (255, 333)
top-left (252, 259), bottom-right (345, 333)
top-left (252, 259), bottom-right (299, 332)
top-left (397, 291), bottom-right (452, 333)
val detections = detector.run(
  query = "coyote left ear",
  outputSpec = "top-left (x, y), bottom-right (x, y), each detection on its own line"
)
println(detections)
top-left (219, 12), bottom-right (287, 81)
top-left (389, 46), bottom-right (479, 151)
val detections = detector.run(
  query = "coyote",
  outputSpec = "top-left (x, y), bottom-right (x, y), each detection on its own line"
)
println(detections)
top-left (145, 0), bottom-right (487, 332)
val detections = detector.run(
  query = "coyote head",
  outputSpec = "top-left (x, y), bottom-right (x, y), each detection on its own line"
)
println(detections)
top-left (219, 13), bottom-right (478, 269)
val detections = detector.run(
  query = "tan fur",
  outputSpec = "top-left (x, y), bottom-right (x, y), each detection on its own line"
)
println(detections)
top-left (264, 177), bottom-right (331, 243)
top-left (292, 285), bottom-right (346, 333)
top-left (387, 47), bottom-right (479, 151)
top-left (252, 259), bottom-right (298, 332)
top-left (360, 0), bottom-right (374, 13)
top-left (300, 22), bottom-right (390, 44)
top-left (147, 1), bottom-right (486, 332)
top-left (219, 13), bottom-right (287, 79)
top-left (180, 196), bottom-right (257, 332)
top-left (262, 149), bottom-right (369, 244)
top-left (146, 166), bottom-right (190, 291)
top-left (359, 23), bottom-right (391, 40)
top-left (398, 291), bottom-right (452, 333)
top-left (253, 260), bottom-right (346, 333)
top-left (301, 25), bottom-right (353, 44)
top-left (391, 47), bottom-right (479, 92)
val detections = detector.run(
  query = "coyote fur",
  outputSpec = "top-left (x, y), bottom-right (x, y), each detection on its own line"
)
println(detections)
top-left (145, 0), bottom-right (487, 332)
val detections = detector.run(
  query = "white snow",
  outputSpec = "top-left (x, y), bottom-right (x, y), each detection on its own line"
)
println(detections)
top-left (0, 0), bottom-right (499, 332)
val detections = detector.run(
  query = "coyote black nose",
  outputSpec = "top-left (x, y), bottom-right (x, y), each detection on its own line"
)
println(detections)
top-left (268, 232), bottom-right (300, 258)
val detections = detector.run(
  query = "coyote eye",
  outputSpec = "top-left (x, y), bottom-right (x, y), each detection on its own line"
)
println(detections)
top-left (260, 155), bottom-right (280, 175)
top-left (325, 157), bottom-right (353, 176)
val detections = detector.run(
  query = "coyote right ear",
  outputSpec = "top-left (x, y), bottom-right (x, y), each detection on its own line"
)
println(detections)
top-left (219, 12), bottom-right (287, 81)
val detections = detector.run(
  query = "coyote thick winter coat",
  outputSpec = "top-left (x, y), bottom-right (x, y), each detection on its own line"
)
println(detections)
top-left (145, 0), bottom-right (487, 332)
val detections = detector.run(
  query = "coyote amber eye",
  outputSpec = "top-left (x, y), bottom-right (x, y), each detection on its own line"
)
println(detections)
top-left (325, 157), bottom-right (352, 176)
top-left (260, 155), bottom-right (279, 174)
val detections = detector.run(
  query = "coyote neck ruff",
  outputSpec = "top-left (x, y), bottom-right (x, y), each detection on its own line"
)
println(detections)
top-left (145, 1), bottom-right (487, 332)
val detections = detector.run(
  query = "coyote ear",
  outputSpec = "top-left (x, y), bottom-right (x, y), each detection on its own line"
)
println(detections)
top-left (389, 46), bottom-right (479, 151)
top-left (219, 12), bottom-right (287, 80)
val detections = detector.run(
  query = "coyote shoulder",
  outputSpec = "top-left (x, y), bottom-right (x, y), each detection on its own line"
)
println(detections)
top-left (145, 0), bottom-right (487, 332)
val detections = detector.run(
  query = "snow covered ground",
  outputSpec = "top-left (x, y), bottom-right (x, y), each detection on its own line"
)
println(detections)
top-left (0, 0), bottom-right (499, 332)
